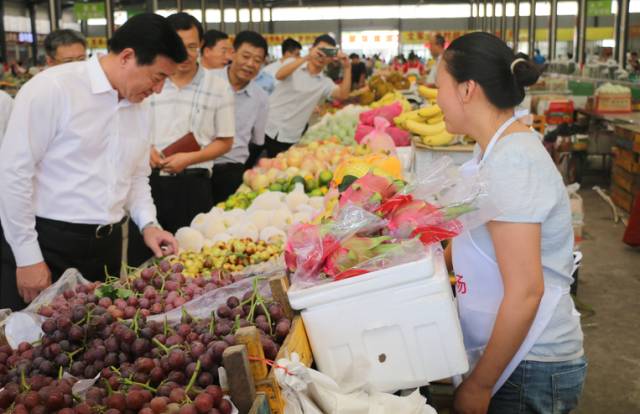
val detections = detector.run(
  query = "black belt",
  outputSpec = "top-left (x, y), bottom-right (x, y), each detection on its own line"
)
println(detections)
top-left (151, 168), bottom-right (211, 178)
top-left (36, 216), bottom-right (128, 239)
top-left (213, 162), bottom-right (244, 172)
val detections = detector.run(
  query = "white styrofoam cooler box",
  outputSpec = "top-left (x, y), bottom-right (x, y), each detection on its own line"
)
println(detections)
top-left (287, 249), bottom-right (469, 392)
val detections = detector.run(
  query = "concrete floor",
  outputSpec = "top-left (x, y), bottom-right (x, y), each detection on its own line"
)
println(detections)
top-left (574, 187), bottom-right (640, 413)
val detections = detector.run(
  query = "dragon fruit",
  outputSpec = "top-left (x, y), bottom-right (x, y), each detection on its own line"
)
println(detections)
top-left (323, 235), bottom-right (391, 277)
top-left (339, 172), bottom-right (400, 211)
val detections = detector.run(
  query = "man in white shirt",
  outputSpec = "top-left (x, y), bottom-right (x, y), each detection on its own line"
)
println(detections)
top-left (263, 38), bottom-right (302, 81)
top-left (44, 29), bottom-right (87, 66)
top-left (426, 34), bottom-right (445, 86)
top-left (201, 30), bottom-right (233, 70)
top-left (127, 13), bottom-right (235, 266)
top-left (263, 34), bottom-right (352, 157)
top-left (0, 90), bottom-right (13, 138)
top-left (0, 13), bottom-right (185, 310)
top-left (210, 31), bottom-right (269, 203)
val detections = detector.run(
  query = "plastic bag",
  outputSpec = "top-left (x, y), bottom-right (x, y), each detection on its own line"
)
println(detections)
top-left (274, 353), bottom-right (436, 414)
top-left (285, 204), bottom-right (386, 288)
top-left (361, 117), bottom-right (397, 154)
top-left (354, 123), bottom-right (374, 144)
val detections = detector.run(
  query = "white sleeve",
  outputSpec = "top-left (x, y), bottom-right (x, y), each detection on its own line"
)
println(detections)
top-left (125, 107), bottom-right (157, 231)
top-left (0, 76), bottom-right (64, 266)
top-left (0, 92), bottom-right (13, 139)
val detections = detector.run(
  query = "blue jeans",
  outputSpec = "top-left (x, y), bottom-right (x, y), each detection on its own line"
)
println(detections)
top-left (488, 356), bottom-right (588, 414)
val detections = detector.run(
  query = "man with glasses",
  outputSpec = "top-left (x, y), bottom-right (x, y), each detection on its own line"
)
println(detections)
top-left (127, 12), bottom-right (235, 266)
top-left (44, 29), bottom-right (87, 66)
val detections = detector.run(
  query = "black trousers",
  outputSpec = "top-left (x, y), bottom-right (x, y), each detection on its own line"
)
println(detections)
top-left (245, 143), bottom-right (264, 170)
top-left (0, 217), bottom-right (123, 311)
top-left (264, 135), bottom-right (294, 158)
top-left (211, 162), bottom-right (245, 205)
top-left (127, 169), bottom-right (214, 267)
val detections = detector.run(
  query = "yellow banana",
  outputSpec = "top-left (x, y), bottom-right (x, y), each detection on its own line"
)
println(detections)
top-left (427, 114), bottom-right (444, 124)
top-left (418, 85), bottom-right (438, 99)
top-left (405, 119), bottom-right (446, 136)
top-left (394, 110), bottom-right (423, 127)
top-left (418, 105), bottom-right (442, 118)
top-left (422, 130), bottom-right (455, 146)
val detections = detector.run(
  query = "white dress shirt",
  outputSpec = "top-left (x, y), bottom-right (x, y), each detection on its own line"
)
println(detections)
top-left (263, 59), bottom-right (284, 79)
top-left (0, 56), bottom-right (157, 267)
top-left (265, 59), bottom-right (337, 144)
top-left (149, 66), bottom-right (235, 170)
top-left (211, 67), bottom-right (268, 165)
top-left (0, 90), bottom-right (13, 142)
top-left (426, 55), bottom-right (442, 85)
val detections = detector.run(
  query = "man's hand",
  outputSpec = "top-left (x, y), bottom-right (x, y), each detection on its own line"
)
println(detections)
top-left (161, 153), bottom-right (194, 174)
top-left (337, 51), bottom-right (351, 68)
top-left (16, 261), bottom-right (52, 303)
top-left (453, 377), bottom-right (492, 414)
top-left (150, 147), bottom-right (164, 169)
top-left (143, 226), bottom-right (179, 258)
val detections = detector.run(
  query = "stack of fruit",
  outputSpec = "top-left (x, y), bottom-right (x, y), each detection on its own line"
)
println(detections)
top-left (358, 73), bottom-right (411, 106)
top-left (236, 139), bottom-right (370, 198)
top-left (300, 105), bottom-right (366, 146)
top-left (1, 280), bottom-right (290, 413)
top-left (171, 238), bottom-right (284, 276)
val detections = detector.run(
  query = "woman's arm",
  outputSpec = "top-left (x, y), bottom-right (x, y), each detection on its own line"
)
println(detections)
top-left (454, 221), bottom-right (545, 413)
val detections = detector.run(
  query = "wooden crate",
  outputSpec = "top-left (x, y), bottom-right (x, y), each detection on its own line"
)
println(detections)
top-left (223, 275), bottom-right (313, 414)
top-left (613, 147), bottom-right (640, 174)
top-left (611, 184), bottom-right (636, 213)
top-left (612, 166), bottom-right (640, 195)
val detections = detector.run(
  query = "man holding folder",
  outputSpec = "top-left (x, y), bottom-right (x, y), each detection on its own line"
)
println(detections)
top-left (128, 12), bottom-right (235, 265)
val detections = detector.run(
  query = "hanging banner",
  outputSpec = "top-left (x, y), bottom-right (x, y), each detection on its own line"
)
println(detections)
top-left (73, 3), bottom-right (106, 20)
top-left (86, 36), bottom-right (108, 49)
top-left (262, 33), bottom-right (324, 46)
top-left (519, 27), bottom-right (614, 41)
top-left (400, 31), bottom-right (468, 44)
top-left (588, 0), bottom-right (612, 16)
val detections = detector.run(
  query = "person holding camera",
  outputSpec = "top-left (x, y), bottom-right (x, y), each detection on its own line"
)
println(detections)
top-left (261, 34), bottom-right (351, 157)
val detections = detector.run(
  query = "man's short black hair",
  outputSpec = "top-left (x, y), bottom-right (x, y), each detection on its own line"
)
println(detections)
top-left (281, 38), bottom-right (302, 55)
top-left (108, 13), bottom-right (187, 65)
top-left (44, 29), bottom-right (86, 58)
top-left (349, 53), bottom-right (359, 59)
top-left (167, 12), bottom-right (203, 41)
top-left (434, 34), bottom-right (446, 47)
top-left (202, 29), bottom-right (229, 53)
top-left (313, 34), bottom-right (337, 47)
top-left (233, 31), bottom-right (268, 57)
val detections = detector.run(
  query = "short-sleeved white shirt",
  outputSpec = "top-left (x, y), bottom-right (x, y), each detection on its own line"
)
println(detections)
top-left (470, 131), bottom-right (584, 362)
top-left (265, 59), bottom-right (337, 144)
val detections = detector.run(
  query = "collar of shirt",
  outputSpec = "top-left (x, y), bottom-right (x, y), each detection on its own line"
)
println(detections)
top-left (220, 65), bottom-right (258, 98)
top-left (301, 62), bottom-right (325, 79)
top-left (86, 55), bottom-right (131, 106)
top-left (163, 64), bottom-right (206, 91)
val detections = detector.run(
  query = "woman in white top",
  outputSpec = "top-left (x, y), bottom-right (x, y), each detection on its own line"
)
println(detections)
top-left (438, 32), bottom-right (586, 413)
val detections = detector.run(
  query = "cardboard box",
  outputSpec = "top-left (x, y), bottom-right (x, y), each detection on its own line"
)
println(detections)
top-left (595, 93), bottom-right (632, 114)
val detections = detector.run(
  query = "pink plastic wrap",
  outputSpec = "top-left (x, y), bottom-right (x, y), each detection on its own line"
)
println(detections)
top-left (361, 117), bottom-right (396, 154)
top-left (359, 102), bottom-right (403, 126)
top-left (354, 123), bottom-right (374, 144)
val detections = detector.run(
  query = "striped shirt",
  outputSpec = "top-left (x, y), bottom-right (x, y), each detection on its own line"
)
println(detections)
top-left (149, 65), bottom-right (235, 170)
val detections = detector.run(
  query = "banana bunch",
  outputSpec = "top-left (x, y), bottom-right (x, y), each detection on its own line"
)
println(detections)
top-left (418, 85), bottom-right (439, 104)
top-left (370, 91), bottom-right (412, 112)
top-left (400, 103), bottom-right (455, 147)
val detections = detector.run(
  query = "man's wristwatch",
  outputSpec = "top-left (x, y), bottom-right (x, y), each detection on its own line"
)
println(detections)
top-left (141, 221), bottom-right (163, 234)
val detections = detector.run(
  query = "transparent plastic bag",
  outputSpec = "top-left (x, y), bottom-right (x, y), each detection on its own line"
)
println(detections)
top-left (285, 204), bottom-right (386, 288)
top-left (24, 268), bottom-right (92, 314)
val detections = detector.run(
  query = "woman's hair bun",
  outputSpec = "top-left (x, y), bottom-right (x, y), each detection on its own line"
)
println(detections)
top-left (512, 52), bottom-right (541, 88)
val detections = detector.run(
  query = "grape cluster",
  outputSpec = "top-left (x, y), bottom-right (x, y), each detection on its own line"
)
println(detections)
top-left (38, 260), bottom-right (235, 320)
top-left (1, 281), bottom-right (291, 413)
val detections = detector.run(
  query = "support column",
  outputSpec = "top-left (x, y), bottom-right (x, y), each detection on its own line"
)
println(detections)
top-left (259, 1), bottom-right (264, 33)
top-left (528, 0), bottom-right (536, 55)
top-left (105, 0), bottom-right (114, 39)
top-left (616, 0), bottom-right (630, 67)
top-left (513, 0), bottom-right (520, 51)
top-left (491, 0), bottom-right (496, 34)
top-left (176, 0), bottom-right (183, 12)
top-left (500, 0), bottom-right (507, 39)
top-left (248, 0), bottom-right (253, 31)
top-left (145, 0), bottom-right (154, 12)
top-left (219, 0), bottom-right (225, 32)
top-left (235, 0), bottom-right (240, 34)
top-left (575, 0), bottom-right (586, 66)
top-left (28, 1), bottom-right (38, 66)
top-left (48, 0), bottom-right (59, 32)
top-left (201, 0), bottom-right (207, 31)
top-left (0, 0), bottom-right (6, 64)
top-left (548, 0), bottom-right (558, 60)
top-left (482, 0), bottom-right (488, 31)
